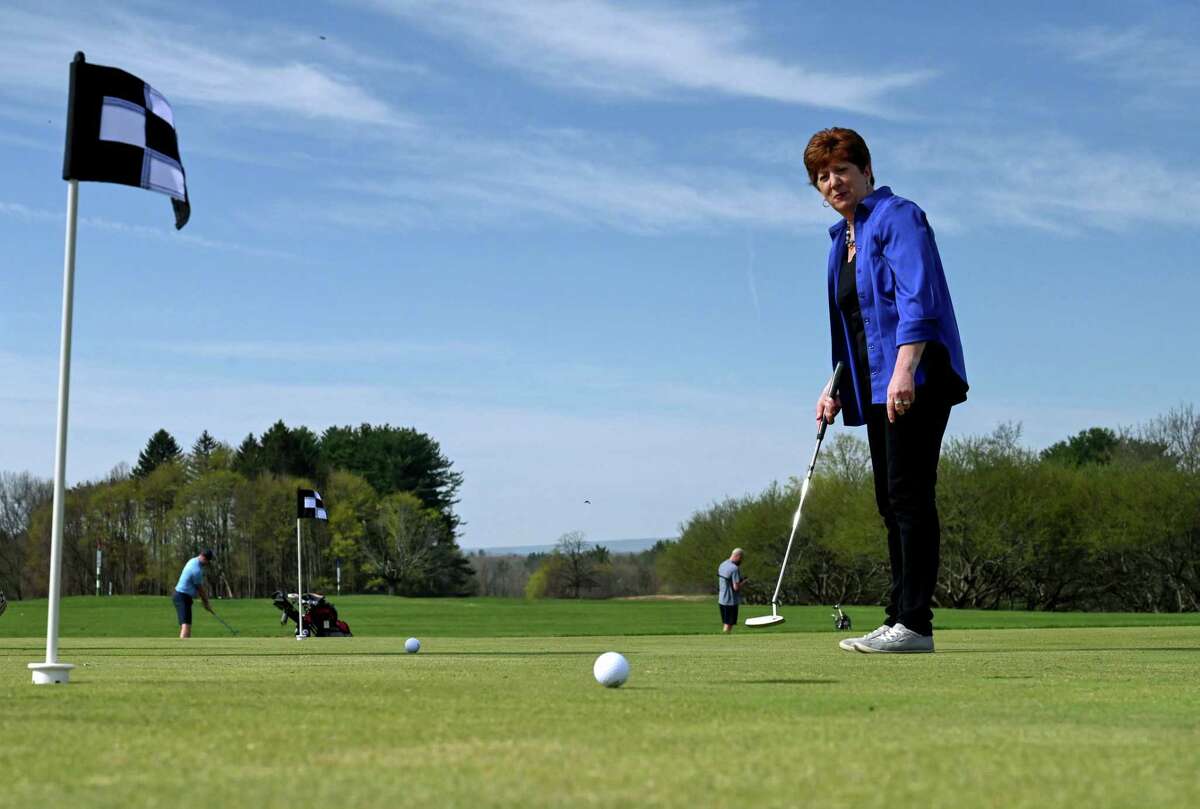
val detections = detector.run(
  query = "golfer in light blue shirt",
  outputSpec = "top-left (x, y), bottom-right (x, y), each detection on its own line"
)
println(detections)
top-left (173, 549), bottom-right (214, 638)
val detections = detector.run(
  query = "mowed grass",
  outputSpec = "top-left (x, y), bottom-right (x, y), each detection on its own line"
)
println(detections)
top-left (3, 595), bottom-right (1200, 638)
top-left (2, 600), bottom-right (1199, 808)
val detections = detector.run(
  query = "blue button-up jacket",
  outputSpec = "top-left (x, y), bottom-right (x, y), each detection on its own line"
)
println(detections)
top-left (826, 187), bottom-right (967, 426)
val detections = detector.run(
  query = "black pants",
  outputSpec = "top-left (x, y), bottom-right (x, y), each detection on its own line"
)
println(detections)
top-left (719, 604), bottom-right (739, 625)
top-left (865, 397), bottom-right (952, 636)
top-left (172, 590), bottom-right (193, 625)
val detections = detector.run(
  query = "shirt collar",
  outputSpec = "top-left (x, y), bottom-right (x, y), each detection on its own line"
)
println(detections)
top-left (827, 186), bottom-right (894, 238)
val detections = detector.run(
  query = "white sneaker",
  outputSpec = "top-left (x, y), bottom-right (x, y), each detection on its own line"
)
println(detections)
top-left (838, 624), bottom-right (891, 652)
top-left (852, 623), bottom-right (934, 654)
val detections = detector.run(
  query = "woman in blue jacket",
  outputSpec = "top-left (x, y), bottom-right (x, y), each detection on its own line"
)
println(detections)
top-left (805, 128), bottom-right (968, 654)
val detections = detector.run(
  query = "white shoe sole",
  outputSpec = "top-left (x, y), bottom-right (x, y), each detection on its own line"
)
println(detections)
top-left (838, 637), bottom-right (862, 651)
top-left (852, 641), bottom-right (934, 654)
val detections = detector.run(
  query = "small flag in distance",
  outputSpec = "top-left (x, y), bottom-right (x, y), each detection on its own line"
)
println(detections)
top-left (297, 488), bottom-right (327, 520)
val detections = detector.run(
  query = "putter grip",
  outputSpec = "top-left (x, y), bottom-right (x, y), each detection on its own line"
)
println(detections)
top-left (817, 361), bottom-right (845, 439)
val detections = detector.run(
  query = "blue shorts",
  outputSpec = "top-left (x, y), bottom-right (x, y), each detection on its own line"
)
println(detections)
top-left (719, 603), bottom-right (738, 625)
top-left (173, 590), bottom-right (194, 625)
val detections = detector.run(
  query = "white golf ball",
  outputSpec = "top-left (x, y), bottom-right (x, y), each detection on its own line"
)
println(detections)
top-left (593, 652), bottom-right (630, 688)
top-left (405, 637), bottom-right (421, 654)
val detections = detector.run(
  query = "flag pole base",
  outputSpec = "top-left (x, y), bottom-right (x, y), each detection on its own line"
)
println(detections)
top-left (29, 662), bottom-right (75, 685)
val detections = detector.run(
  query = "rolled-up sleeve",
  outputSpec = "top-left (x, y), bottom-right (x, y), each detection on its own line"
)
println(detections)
top-left (881, 201), bottom-right (944, 346)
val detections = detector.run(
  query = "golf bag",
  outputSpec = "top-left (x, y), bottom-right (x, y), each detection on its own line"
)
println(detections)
top-left (271, 591), bottom-right (352, 637)
top-left (832, 604), bottom-right (852, 631)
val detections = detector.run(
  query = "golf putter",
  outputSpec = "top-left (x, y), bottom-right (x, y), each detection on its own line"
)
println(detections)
top-left (746, 361), bottom-right (844, 628)
top-left (210, 609), bottom-right (239, 636)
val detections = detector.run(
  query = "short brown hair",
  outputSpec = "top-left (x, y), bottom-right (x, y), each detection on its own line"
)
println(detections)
top-left (803, 128), bottom-right (872, 187)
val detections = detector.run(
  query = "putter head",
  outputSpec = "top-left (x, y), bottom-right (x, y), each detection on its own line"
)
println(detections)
top-left (745, 602), bottom-right (785, 628)
top-left (745, 614), bottom-right (785, 627)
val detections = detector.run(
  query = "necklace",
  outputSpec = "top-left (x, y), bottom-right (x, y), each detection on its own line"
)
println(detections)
top-left (844, 224), bottom-right (855, 249)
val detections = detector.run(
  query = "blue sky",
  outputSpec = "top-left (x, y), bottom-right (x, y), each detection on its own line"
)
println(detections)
top-left (2, 1), bottom-right (1198, 548)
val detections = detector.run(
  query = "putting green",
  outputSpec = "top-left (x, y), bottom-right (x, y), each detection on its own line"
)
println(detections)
top-left (2, 625), bottom-right (1197, 808)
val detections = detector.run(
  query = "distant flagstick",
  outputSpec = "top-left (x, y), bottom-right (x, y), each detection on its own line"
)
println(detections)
top-left (295, 489), bottom-right (328, 640)
top-left (296, 517), bottom-right (304, 640)
top-left (31, 52), bottom-right (190, 685)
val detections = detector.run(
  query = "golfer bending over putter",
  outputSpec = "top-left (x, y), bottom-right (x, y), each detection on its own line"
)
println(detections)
top-left (718, 548), bottom-right (748, 633)
top-left (173, 548), bottom-right (215, 639)
top-left (805, 128), bottom-right (968, 654)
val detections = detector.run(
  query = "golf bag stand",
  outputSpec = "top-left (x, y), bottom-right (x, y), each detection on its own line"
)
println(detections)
top-left (832, 604), bottom-right (852, 631)
top-left (271, 591), bottom-right (352, 637)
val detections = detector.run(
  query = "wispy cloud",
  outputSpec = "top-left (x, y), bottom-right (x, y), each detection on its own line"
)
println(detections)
top-left (0, 200), bottom-right (59, 223)
top-left (885, 130), bottom-right (1200, 232)
top-left (745, 232), bottom-right (761, 323)
top-left (1032, 24), bottom-right (1200, 90)
top-left (0, 4), bottom-right (408, 128)
top-left (81, 216), bottom-right (305, 261)
top-left (146, 338), bottom-right (508, 363)
top-left (677, 124), bottom-right (1200, 234)
top-left (296, 126), bottom-right (827, 234)
top-left (0, 199), bottom-right (303, 259)
top-left (358, 0), bottom-right (933, 114)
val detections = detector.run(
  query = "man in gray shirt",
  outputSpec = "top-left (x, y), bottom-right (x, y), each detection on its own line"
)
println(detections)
top-left (717, 548), bottom-right (747, 632)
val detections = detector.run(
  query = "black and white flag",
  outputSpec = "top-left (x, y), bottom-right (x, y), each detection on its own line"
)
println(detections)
top-left (297, 489), bottom-right (328, 521)
top-left (62, 52), bottom-right (190, 229)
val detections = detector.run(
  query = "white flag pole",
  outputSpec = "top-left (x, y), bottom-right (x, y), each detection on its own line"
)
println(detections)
top-left (296, 518), bottom-right (304, 640)
top-left (29, 179), bottom-right (81, 685)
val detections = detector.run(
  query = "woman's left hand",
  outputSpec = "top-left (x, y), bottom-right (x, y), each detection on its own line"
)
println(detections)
top-left (886, 369), bottom-right (916, 423)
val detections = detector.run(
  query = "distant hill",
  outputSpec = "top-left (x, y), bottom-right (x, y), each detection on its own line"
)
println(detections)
top-left (463, 537), bottom-right (676, 557)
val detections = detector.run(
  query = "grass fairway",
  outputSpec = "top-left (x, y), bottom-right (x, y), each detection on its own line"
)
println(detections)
top-left (4, 595), bottom-right (1200, 638)
top-left (2, 601), bottom-right (1199, 808)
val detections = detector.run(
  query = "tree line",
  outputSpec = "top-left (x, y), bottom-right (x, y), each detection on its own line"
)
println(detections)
top-left (0, 421), bottom-right (474, 599)
top-left (470, 532), bottom-right (670, 599)
top-left (6, 407), bottom-right (1197, 609)
top-left (658, 406), bottom-right (1200, 612)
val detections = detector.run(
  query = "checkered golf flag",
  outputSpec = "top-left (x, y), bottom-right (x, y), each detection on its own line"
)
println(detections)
top-left (297, 489), bottom-right (328, 520)
top-left (62, 52), bottom-right (190, 229)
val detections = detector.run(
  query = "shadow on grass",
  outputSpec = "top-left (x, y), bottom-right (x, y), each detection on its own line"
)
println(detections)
top-left (2, 648), bottom-right (602, 659)
top-left (726, 678), bottom-right (839, 685)
top-left (423, 651), bottom-right (599, 657)
top-left (941, 647), bottom-right (1200, 654)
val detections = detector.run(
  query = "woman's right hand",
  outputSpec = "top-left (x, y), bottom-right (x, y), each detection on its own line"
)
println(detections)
top-left (815, 394), bottom-right (841, 426)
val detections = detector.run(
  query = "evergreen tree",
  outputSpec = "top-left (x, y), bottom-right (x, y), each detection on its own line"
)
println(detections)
top-left (187, 430), bottom-right (221, 478)
top-left (320, 423), bottom-right (463, 530)
top-left (133, 429), bottom-right (183, 479)
top-left (257, 421), bottom-right (322, 480)
top-left (192, 430), bottom-right (218, 460)
top-left (234, 433), bottom-right (260, 478)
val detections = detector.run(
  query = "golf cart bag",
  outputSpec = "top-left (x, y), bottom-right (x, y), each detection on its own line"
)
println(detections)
top-left (271, 591), bottom-right (352, 637)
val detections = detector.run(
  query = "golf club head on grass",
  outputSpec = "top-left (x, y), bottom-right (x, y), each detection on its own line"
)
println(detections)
top-left (211, 611), bottom-right (239, 636)
top-left (745, 603), bottom-right (785, 628)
